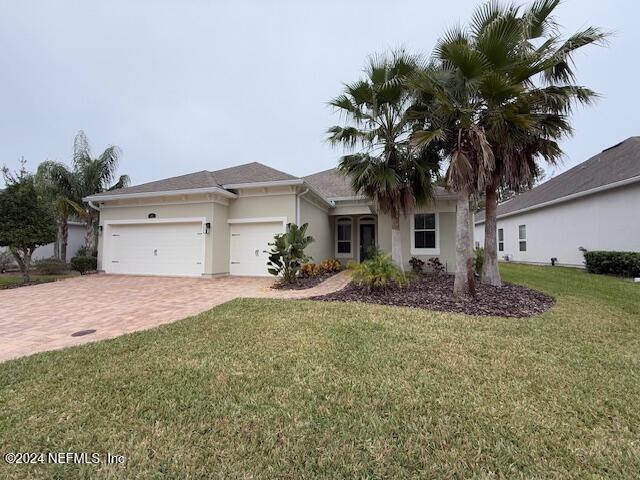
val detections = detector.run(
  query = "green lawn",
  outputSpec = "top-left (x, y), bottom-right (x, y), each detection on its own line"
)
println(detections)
top-left (1, 264), bottom-right (638, 478)
top-left (0, 273), bottom-right (76, 289)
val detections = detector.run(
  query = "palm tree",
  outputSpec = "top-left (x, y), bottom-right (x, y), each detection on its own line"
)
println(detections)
top-left (468, 0), bottom-right (606, 286)
top-left (36, 161), bottom-right (82, 262)
top-left (327, 51), bottom-right (439, 271)
top-left (38, 131), bottom-right (129, 256)
top-left (410, 33), bottom-right (497, 298)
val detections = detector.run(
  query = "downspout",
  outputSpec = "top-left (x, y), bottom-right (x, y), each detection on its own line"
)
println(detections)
top-left (296, 188), bottom-right (309, 225)
top-left (87, 200), bottom-right (101, 212)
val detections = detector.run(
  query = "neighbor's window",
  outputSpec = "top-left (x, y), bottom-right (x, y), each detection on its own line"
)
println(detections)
top-left (336, 218), bottom-right (352, 256)
top-left (414, 213), bottom-right (436, 249)
top-left (518, 225), bottom-right (527, 251)
top-left (498, 228), bottom-right (504, 252)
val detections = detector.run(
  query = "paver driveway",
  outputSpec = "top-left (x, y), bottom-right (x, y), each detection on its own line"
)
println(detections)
top-left (0, 272), bottom-right (350, 362)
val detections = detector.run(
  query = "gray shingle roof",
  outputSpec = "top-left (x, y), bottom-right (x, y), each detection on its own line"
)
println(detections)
top-left (303, 167), bottom-right (454, 200)
top-left (97, 162), bottom-right (299, 197)
top-left (303, 168), bottom-right (355, 199)
top-left (475, 136), bottom-right (640, 223)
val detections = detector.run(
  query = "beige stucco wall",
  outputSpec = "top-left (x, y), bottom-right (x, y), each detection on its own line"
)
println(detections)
top-left (299, 197), bottom-right (332, 263)
top-left (97, 201), bottom-right (222, 274)
top-left (474, 182), bottom-right (640, 267)
top-left (212, 202), bottom-right (230, 274)
top-left (378, 199), bottom-right (457, 272)
top-left (228, 193), bottom-right (296, 222)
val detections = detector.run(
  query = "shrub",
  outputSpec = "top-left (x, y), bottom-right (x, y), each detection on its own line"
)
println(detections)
top-left (427, 257), bottom-right (446, 274)
top-left (349, 253), bottom-right (413, 292)
top-left (583, 250), bottom-right (640, 277)
top-left (409, 257), bottom-right (425, 274)
top-left (300, 263), bottom-right (317, 277)
top-left (76, 245), bottom-right (98, 257)
top-left (319, 258), bottom-right (342, 273)
top-left (0, 250), bottom-right (14, 272)
top-left (70, 256), bottom-right (97, 275)
top-left (300, 259), bottom-right (342, 278)
top-left (34, 257), bottom-right (69, 275)
top-left (473, 247), bottom-right (485, 274)
top-left (265, 223), bottom-right (314, 284)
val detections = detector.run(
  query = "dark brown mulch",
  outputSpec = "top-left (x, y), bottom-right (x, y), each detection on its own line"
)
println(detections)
top-left (311, 274), bottom-right (555, 318)
top-left (272, 271), bottom-right (340, 291)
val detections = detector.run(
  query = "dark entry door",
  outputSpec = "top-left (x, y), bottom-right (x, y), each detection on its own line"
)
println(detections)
top-left (359, 223), bottom-right (376, 262)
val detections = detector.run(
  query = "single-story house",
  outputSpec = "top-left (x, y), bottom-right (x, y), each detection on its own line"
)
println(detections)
top-left (474, 137), bottom-right (640, 267)
top-left (85, 162), bottom-right (459, 277)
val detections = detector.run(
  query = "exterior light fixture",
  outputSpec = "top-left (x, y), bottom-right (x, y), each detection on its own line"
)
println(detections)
top-left (99, 225), bottom-right (103, 233)
top-left (148, 213), bottom-right (157, 219)
top-left (205, 222), bottom-right (211, 234)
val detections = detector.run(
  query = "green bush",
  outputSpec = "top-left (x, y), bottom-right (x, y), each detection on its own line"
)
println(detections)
top-left (34, 257), bottom-right (69, 275)
top-left (70, 256), bottom-right (97, 275)
top-left (409, 257), bottom-right (425, 274)
top-left (349, 254), bottom-right (413, 292)
top-left (583, 251), bottom-right (640, 277)
top-left (473, 247), bottom-right (485, 274)
top-left (265, 223), bottom-right (314, 284)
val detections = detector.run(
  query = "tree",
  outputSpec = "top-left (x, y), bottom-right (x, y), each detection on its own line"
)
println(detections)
top-left (0, 162), bottom-right (56, 282)
top-left (410, 41), bottom-right (496, 298)
top-left (410, 0), bottom-right (605, 295)
top-left (46, 131), bottom-right (129, 255)
top-left (36, 161), bottom-right (82, 262)
top-left (327, 51), bottom-right (439, 271)
top-left (468, 0), bottom-right (606, 286)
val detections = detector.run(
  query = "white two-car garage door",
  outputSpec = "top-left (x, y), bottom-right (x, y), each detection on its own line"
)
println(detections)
top-left (229, 221), bottom-right (284, 276)
top-left (105, 221), bottom-right (204, 276)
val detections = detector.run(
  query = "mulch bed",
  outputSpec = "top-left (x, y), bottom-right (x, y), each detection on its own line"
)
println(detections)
top-left (311, 273), bottom-right (555, 318)
top-left (272, 271), bottom-right (340, 291)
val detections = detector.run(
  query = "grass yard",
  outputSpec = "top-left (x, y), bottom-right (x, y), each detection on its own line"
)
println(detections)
top-left (0, 273), bottom-right (76, 289)
top-left (1, 264), bottom-right (639, 478)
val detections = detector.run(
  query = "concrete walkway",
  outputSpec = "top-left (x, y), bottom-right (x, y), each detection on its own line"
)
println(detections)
top-left (0, 271), bottom-right (351, 362)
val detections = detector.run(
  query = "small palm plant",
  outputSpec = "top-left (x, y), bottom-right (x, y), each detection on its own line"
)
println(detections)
top-left (265, 223), bottom-right (314, 284)
top-left (350, 253), bottom-right (413, 293)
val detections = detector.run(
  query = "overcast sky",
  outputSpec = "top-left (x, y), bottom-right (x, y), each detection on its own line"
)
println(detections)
top-left (1, 0), bottom-right (637, 188)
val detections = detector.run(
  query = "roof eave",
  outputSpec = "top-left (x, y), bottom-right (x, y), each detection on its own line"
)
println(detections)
top-left (83, 186), bottom-right (238, 202)
top-left (474, 174), bottom-right (640, 225)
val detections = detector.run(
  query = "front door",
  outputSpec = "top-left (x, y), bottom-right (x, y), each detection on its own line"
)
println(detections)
top-left (359, 223), bottom-right (376, 262)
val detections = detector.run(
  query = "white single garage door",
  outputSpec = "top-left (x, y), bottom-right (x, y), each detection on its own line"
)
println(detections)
top-left (230, 221), bottom-right (284, 276)
top-left (105, 221), bottom-right (204, 276)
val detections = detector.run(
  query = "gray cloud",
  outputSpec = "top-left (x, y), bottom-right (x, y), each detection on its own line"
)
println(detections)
top-left (1, 0), bottom-right (637, 187)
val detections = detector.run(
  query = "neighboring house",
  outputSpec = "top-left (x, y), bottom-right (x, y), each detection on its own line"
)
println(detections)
top-left (84, 162), bottom-right (459, 277)
top-left (474, 137), bottom-right (640, 267)
top-left (0, 221), bottom-right (85, 262)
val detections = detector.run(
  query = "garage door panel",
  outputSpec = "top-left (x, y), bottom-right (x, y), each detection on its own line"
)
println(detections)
top-left (230, 222), bottom-right (283, 276)
top-left (106, 222), bottom-right (204, 276)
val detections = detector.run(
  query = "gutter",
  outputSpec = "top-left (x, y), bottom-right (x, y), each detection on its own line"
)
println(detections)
top-left (296, 188), bottom-right (309, 225)
top-left (474, 174), bottom-right (640, 225)
top-left (83, 186), bottom-right (238, 202)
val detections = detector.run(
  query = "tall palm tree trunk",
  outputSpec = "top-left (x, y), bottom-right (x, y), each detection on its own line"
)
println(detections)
top-left (453, 188), bottom-right (475, 298)
top-left (60, 217), bottom-right (69, 262)
top-left (390, 211), bottom-right (404, 272)
top-left (481, 184), bottom-right (502, 286)
top-left (84, 210), bottom-right (97, 254)
top-left (54, 221), bottom-right (61, 259)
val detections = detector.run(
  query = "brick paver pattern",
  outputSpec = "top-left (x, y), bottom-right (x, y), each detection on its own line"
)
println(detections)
top-left (0, 271), bottom-right (351, 362)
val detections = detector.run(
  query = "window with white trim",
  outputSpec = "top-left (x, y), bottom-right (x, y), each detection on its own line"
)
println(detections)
top-left (518, 225), bottom-right (527, 252)
top-left (411, 213), bottom-right (439, 254)
top-left (498, 228), bottom-right (504, 252)
top-left (336, 217), bottom-right (352, 257)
